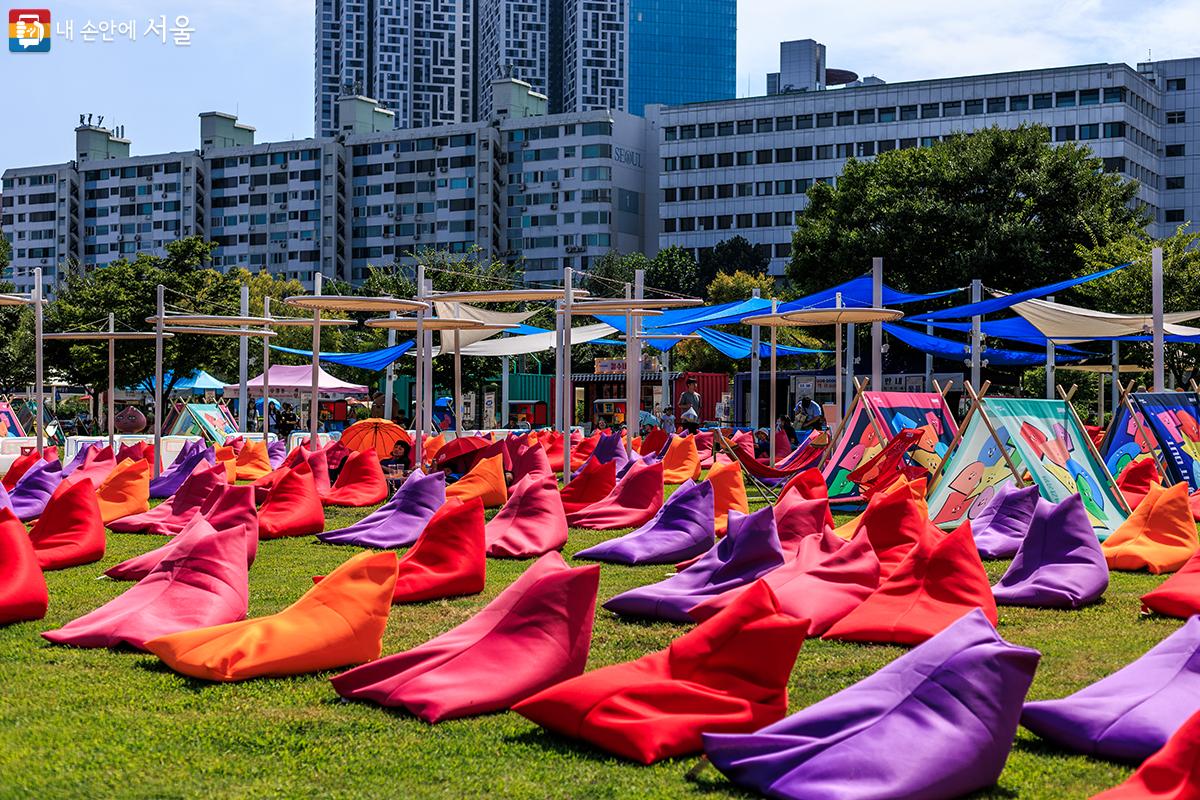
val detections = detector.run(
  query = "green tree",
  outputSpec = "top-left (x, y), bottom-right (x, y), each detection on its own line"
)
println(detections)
top-left (1073, 225), bottom-right (1200, 386)
top-left (699, 235), bottom-right (770, 287)
top-left (0, 235), bottom-right (11, 272)
top-left (580, 251), bottom-right (637, 298)
top-left (646, 246), bottom-right (701, 299)
top-left (707, 270), bottom-right (776, 305)
top-left (788, 125), bottom-right (1146, 295)
top-left (0, 280), bottom-right (33, 389)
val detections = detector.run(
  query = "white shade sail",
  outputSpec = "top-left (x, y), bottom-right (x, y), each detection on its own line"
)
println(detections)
top-left (1010, 295), bottom-right (1200, 341)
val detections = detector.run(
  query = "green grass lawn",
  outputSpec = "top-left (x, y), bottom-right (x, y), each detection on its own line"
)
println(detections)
top-left (0, 499), bottom-right (1184, 799)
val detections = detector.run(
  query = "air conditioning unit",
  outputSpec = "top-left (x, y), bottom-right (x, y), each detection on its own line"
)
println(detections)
top-left (427, 170), bottom-right (435, 177)
top-left (161, 192), bottom-right (169, 199)
top-left (394, 152), bottom-right (402, 159)
top-left (550, 204), bottom-right (558, 210)
top-left (280, 203), bottom-right (288, 209)
top-left (551, 181), bottom-right (560, 188)
top-left (278, 163), bottom-right (287, 170)
top-left (439, 166), bottom-right (448, 173)
top-left (521, 206), bottom-right (528, 212)
top-left (519, 184), bottom-right (527, 191)
top-left (40, 258), bottom-right (48, 265)
top-left (521, 142), bottom-right (530, 148)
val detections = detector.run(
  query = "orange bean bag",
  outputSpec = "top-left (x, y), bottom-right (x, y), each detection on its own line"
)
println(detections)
top-left (1116, 457), bottom-right (1162, 510)
top-left (321, 448), bottom-right (388, 507)
top-left (661, 435), bottom-right (702, 485)
top-left (1090, 707), bottom-right (1200, 800)
top-left (823, 519), bottom-right (997, 646)
top-left (145, 549), bottom-right (397, 681)
top-left (234, 440), bottom-right (273, 482)
top-left (560, 458), bottom-right (616, 515)
top-left (28, 479), bottom-right (105, 571)
top-left (514, 581), bottom-right (808, 764)
top-left (486, 471), bottom-right (568, 558)
top-left (422, 433), bottom-right (446, 468)
top-left (258, 462), bottom-right (325, 539)
top-left (707, 459), bottom-right (749, 537)
top-left (1103, 482), bottom-right (1198, 574)
top-left (0, 507), bottom-right (49, 624)
top-left (446, 453), bottom-right (508, 508)
top-left (96, 458), bottom-right (151, 526)
top-left (389, 498), bottom-right (486, 602)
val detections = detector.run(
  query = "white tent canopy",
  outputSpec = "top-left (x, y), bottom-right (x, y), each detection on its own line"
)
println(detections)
top-left (433, 302), bottom-right (540, 354)
top-left (456, 322), bottom-right (618, 357)
top-left (1009, 295), bottom-right (1200, 341)
top-left (226, 363), bottom-right (369, 395)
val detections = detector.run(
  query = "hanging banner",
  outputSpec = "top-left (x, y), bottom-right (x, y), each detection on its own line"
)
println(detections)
top-left (863, 391), bottom-right (959, 475)
top-left (927, 410), bottom-right (1021, 528)
top-left (984, 398), bottom-right (1127, 540)
top-left (1129, 391), bottom-right (1200, 490)
top-left (822, 401), bottom-right (883, 502)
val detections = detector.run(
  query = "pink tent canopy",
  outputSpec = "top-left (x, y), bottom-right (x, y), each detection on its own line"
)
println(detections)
top-left (226, 365), bottom-right (369, 396)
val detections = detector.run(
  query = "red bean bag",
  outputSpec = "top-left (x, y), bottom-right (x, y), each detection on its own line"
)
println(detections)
top-left (1116, 457), bottom-right (1163, 511)
top-left (560, 458), bottom-right (616, 515)
top-left (331, 552), bottom-right (599, 722)
top-left (708, 459), bottom-right (749, 537)
top-left (781, 467), bottom-right (832, 507)
top-left (565, 460), bottom-right (664, 531)
top-left (514, 580), bottom-right (809, 764)
top-left (108, 460), bottom-right (228, 535)
top-left (3, 449), bottom-right (54, 492)
top-left (322, 439), bottom-right (351, 472)
top-left (852, 485), bottom-right (932, 578)
top-left (42, 516), bottom-right (250, 650)
top-left (512, 440), bottom-right (553, 483)
top-left (833, 475), bottom-right (929, 540)
top-left (1142, 546), bottom-right (1200, 619)
top-left (538, 430), bottom-right (565, 473)
top-left (96, 458), bottom-right (151, 525)
top-left (106, 484), bottom-right (260, 580)
top-left (145, 550), bottom-right (397, 681)
top-left (823, 519), bottom-right (997, 646)
top-left (28, 479), bottom-right (106, 571)
top-left (445, 453), bottom-right (508, 508)
top-left (639, 427), bottom-right (668, 457)
top-left (258, 461), bottom-right (325, 539)
top-left (690, 530), bottom-right (880, 635)
top-left (321, 448), bottom-right (388, 507)
top-left (1090, 707), bottom-right (1200, 799)
top-left (486, 471), bottom-right (568, 558)
top-left (234, 440), bottom-right (273, 482)
top-left (116, 441), bottom-right (155, 468)
top-left (774, 489), bottom-right (837, 558)
top-left (1104, 482), bottom-right (1199, 574)
top-left (68, 445), bottom-right (118, 489)
top-left (569, 432), bottom-right (601, 472)
top-left (661, 435), bottom-right (702, 485)
top-left (0, 507), bottom-right (49, 625)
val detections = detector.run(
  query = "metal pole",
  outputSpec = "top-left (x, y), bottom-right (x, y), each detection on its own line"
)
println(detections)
top-left (624, 282), bottom-right (634, 458)
top-left (383, 310), bottom-right (396, 422)
top-left (238, 283), bottom-right (248, 430)
top-left (834, 293), bottom-right (843, 425)
top-left (1045, 295), bottom-right (1055, 399)
top-left (423, 277), bottom-right (434, 438)
top-left (924, 323), bottom-right (934, 392)
top-left (308, 272), bottom-right (322, 445)
top-left (632, 269), bottom-right (644, 446)
top-left (1111, 341), bottom-right (1120, 411)
top-left (1098, 373), bottom-right (1104, 422)
top-left (153, 284), bottom-right (164, 476)
top-left (970, 279), bottom-right (982, 389)
top-left (413, 290), bottom-right (425, 465)
top-left (1152, 246), bottom-right (1165, 391)
top-left (871, 256), bottom-right (883, 390)
top-left (262, 297), bottom-right (272, 445)
top-left (769, 299), bottom-right (778, 467)
top-left (660, 347), bottom-right (670, 423)
top-left (554, 300), bottom-right (563, 435)
top-left (501, 354), bottom-right (510, 428)
top-left (107, 313), bottom-right (115, 450)
top-left (845, 323), bottom-right (856, 413)
top-left (33, 268), bottom-right (44, 456)
top-left (749, 287), bottom-right (761, 428)
top-left (453, 329), bottom-right (462, 431)
top-left (563, 268), bottom-right (574, 483)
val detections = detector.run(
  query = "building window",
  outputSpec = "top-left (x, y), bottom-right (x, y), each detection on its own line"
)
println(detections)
top-left (920, 102), bottom-right (940, 119)
top-left (878, 139), bottom-right (896, 152)
top-left (836, 143), bottom-right (853, 158)
top-left (986, 97), bottom-right (1006, 113)
top-left (662, 188), bottom-right (676, 203)
top-left (717, 184), bottom-right (733, 198)
top-left (1079, 88), bottom-right (1100, 106)
top-left (755, 149), bottom-right (774, 164)
top-left (836, 110), bottom-right (855, 126)
top-left (796, 145), bottom-right (813, 161)
top-left (856, 141), bottom-right (876, 157)
top-left (857, 108), bottom-right (876, 124)
top-left (717, 215), bottom-right (732, 229)
top-left (1102, 157), bottom-right (1126, 173)
top-left (736, 213), bottom-right (753, 228)
top-left (756, 118), bottom-right (774, 133)
top-left (1079, 123), bottom-right (1099, 140)
top-left (797, 114), bottom-right (814, 129)
top-left (1010, 94), bottom-right (1030, 111)
top-left (699, 153), bottom-right (715, 168)
top-left (776, 116), bottom-right (794, 131)
top-left (1104, 87), bottom-right (1126, 103)
top-left (718, 152), bottom-right (734, 167)
top-left (816, 112), bottom-right (833, 128)
top-left (736, 183), bottom-right (752, 197)
top-left (775, 147), bottom-right (793, 162)
top-left (1032, 93), bottom-right (1052, 109)
top-left (815, 144), bottom-right (833, 159)
top-left (1166, 177), bottom-right (1186, 190)
top-left (663, 218), bottom-right (677, 233)
top-left (1167, 111), bottom-right (1187, 124)
top-left (663, 127), bottom-right (677, 141)
top-left (920, 136), bottom-right (938, 147)
top-left (737, 119), bottom-right (754, 134)
top-left (756, 182), bottom-right (773, 196)
top-left (1103, 121), bottom-right (1126, 138)
top-left (899, 105), bottom-right (917, 120)
top-left (1166, 144), bottom-right (1186, 157)
top-left (678, 125), bottom-right (696, 140)
top-left (1167, 78), bottom-right (1187, 91)
top-left (1165, 209), bottom-right (1186, 222)
top-left (736, 151), bottom-right (753, 166)
top-left (1055, 125), bottom-right (1076, 141)
top-left (1055, 91), bottom-right (1076, 107)
top-left (774, 211), bottom-right (792, 226)
top-left (878, 107), bottom-right (896, 123)
top-left (756, 212), bottom-right (773, 227)
top-left (698, 123), bottom-right (715, 138)
top-left (718, 121), bottom-right (734, 136)
top-left (898, 137), bottom-right (917, 150)
top-left (942, 101), bottom-right (962, 116)
top-left (775, 180), bottom-right (792, 194)
top-left (964, 99), bottom-right (984, 115)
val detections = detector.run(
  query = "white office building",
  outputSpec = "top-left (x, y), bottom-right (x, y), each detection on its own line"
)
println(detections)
top-left (648, 46), bottom-right (1200, 275)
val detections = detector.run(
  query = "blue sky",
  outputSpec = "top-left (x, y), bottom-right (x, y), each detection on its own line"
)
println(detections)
top-left (4, 0), bottom-right (1200, 172)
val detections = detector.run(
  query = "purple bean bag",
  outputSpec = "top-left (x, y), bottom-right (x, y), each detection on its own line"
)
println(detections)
top-left (992, 494), bottom-right (1109, 608)
top-left (972, 483), bottom-right (1039, 559)
top-left (0, 481), bottom-right (12, 514)
top-left (572, 431), bottom-right (628, 478)
top-left (616, 449), bottom-right (658, 479)
top-left (61, 442), bottom-right (100, 478)
top-left (705, 608), bottom-right (1041, 800)
top-left (316, 469), bottom-right (445, 549)
top-left (575, 479), bottom-right (715, 566)
top-left (10, 459), bottom-right (63, 522)
top-left (149, 445), bottom-right (215, 499)
top-left (602, 505), bottom-right (783, 622)
top-left (1021, 615), bottom-right (1200, 762)
top-left (267, 440), bottom-right (287, 468)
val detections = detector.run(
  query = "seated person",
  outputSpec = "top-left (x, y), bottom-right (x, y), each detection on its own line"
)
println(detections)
top-left (753, 428), bottom-right (771, 460)
top-left (379, 439), bottom-right (412, 478)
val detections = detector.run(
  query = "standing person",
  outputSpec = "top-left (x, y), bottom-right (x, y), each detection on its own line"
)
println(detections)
top-left (678, 377), bottom-right (702, 434)
top-left (661, 405), bottom-right (676, 435)
top-left (794, 395), bottom-right (825, 431)
top-left (277, 403), bottom-right (298, 443)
